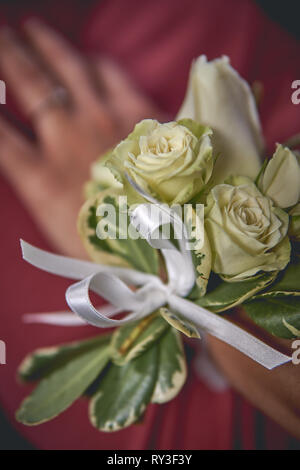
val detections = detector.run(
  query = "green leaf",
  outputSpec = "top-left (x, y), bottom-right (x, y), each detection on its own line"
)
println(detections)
top-left (152, 328), bottom-right (187, 404)
top-left (159, 307), bottom-right (200, 338)
top-left (89, 345), bottom-right (158, 432)
top-left (243, 297), bottom-right (300, 339)
top-left (182, 207), bottom-right (211, 299)
top-left (78, 190), bottom-right (131, 268)
top-left (111, 312), bottom-right (168, 365)
top-left (252, 260), bottom-right (300, 299)
top-left (189, 229), bottom-right (212, 299)
top-left (78, 191), bottom-right (159, 274)
top-left (87, 205), bottom-right (114, 254)
top-left (289, 214), bottom-right (300, 241)
top-left (18, 334), bottom-right (111, 382)
top-left (16, 343), bottom-right (111, 425)
top-left (195, 272), bottom-right (277, 313)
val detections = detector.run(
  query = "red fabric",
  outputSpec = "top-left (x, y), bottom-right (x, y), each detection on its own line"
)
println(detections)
top-left (0, 0), bottom-right (299, 449)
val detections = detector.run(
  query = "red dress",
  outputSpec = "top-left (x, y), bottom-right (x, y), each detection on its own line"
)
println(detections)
top-left (0, 0), bottom-right (299, 449)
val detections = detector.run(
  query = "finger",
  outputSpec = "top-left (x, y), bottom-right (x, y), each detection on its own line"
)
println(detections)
top-left (0, 28), bottom-right (80, 163)
top-left (94, 58), bottom-right (165, 131)
top-left (0, 115), bottom-right (41, 192)
top-left (24, 20), bottom-right (115, 132)
top-left (0, 28), bottom-right (59, 116)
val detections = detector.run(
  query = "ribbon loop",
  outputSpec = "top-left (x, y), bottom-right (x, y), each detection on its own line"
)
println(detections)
top-left (130, 203), bottom-right (195, 296)
top-left (66, 272), bottom-right (143, 328)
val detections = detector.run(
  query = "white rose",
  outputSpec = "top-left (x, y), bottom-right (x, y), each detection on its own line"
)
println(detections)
top-left (177, 55), bottom-right (264, 183)
top-left (205, 180), bottom-right (290, 281)
top-left (107, 118), bottom-right (213, 204)
top-left (258, 144), bottom-right (300, 208)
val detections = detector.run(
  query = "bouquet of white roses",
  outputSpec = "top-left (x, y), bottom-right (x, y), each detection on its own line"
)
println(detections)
top-left (16, 56), bottom-right (300, 432)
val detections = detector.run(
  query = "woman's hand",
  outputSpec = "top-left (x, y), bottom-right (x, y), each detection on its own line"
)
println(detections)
top-left (0, 21), bottom-right (163, 257)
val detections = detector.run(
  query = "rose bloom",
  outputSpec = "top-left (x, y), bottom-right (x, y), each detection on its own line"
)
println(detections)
top-left (107, 119), bottom-right (213, 205)
top-left (258, 144), bottom-right (300, 209)
top-left (177, 55), bottom-right (264, 183)
top-left (205, 179), bottom-right (290, 281)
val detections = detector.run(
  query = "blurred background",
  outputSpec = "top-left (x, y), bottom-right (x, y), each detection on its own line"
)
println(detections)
top-left (0, 0), bottom-right (299, 450)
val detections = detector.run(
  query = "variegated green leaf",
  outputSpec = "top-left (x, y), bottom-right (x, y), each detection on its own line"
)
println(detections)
top-left (111, 312), bottom-right (168, 365)
top-left (195, 272), bottom-right (277, 312)
top-left (191, 230), bottom-right (212, 298)
top-left (243, 297), bottom-right (300, 339)
top-left (152, 328), bottom-right (187, 404)
top-left (159, 307), bottom-right (200, 338)
top-left (185, 208), bottom-right (212, 299)
top-left (252, 260), bottom-right (300, 299)
top-left (16, 343), bottom-right (111, 425)
top-left (78, 189), bottom-right (131, 267)
top-left (89, 345), bottom-right (158, 432)
top-left (18, 334), bottom-right (111, 382)
top-left (78, 191), bottom-right (159, 274)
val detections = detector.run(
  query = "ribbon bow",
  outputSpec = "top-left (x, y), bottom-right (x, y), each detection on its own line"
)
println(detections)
top-left (21, 179), bottom-right (291, 370)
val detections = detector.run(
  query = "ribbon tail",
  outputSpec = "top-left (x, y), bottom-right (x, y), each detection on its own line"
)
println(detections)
top-left (24, 312), bottom-right (87, 326)
top-left (20, 239), bottom-right (157, 286)
top-left (169, 295), bottom-right (291, 369)
top-left (23, 302), bottom-right (125, 326)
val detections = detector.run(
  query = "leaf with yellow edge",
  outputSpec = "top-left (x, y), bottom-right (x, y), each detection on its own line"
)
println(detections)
top-left (18, 334), bottom-right (111, 383)
top-left (89, 345), bottom-right (158, 432)
top-left (78, 190), bottom-right (159, 274)
top-left (77, 189), bottom-right (130, 267)
top-left (159, 307), bottom-right (200, 339)
top-left (196, 271), bottom-right (277, 312)
top-left (152, 328), bottom-right (187, 404)
top-left (111, 312), bottom-right (168, 366)
top-left (185, 206), bottom-right (211, 299)
top-left (16, 342), bottom-right (110, 425)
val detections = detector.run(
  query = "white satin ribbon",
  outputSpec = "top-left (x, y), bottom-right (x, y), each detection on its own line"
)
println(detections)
top-left (20, 180), bottom-right (292, 369)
